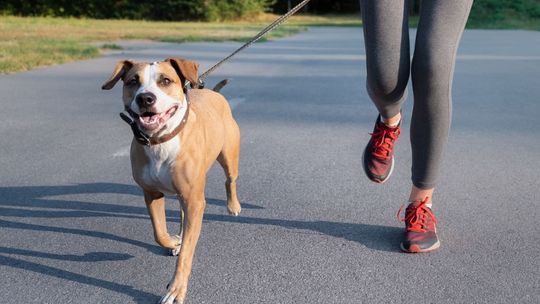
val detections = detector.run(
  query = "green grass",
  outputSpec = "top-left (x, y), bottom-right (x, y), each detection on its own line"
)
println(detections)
top-left (0, 15), bottom-right (315, 73)
top-left (100, 43), bottom-right (123, 50)
top-left (0, 37), bottom-right (99, 73)
top-left (0, 14), bottom-right (365, 73)
top-left (0, 13), bottom-right (538, 73)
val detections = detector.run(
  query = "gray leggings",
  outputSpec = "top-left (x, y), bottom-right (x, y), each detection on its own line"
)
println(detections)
top-left (360, 0), bottom-right (473, 189)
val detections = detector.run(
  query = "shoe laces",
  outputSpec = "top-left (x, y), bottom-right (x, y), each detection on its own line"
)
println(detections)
top-left (397, 197), bottom-right (437, 233)
top-left (369, 123), bottom-right (400, 160)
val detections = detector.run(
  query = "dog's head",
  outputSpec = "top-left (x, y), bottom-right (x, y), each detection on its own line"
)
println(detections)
top-left (102, 58), bottom-right (199, 134)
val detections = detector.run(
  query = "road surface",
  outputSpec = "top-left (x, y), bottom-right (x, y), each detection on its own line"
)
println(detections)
top-left (1, 27), bottom-right (539, 303)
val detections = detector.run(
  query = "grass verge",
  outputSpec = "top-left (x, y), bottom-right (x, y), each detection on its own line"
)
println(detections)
top-left (0, 14), bottom-right (362, 74)
top-left (1, 14), bottom-right (538, 73)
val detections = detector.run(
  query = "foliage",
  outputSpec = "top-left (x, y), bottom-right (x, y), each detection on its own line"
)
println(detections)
top-left (279, 0), bottom-right (540, 29)
top-left (273, 0), bottom-right (359, 14)
top-left (2, 0), bottom-right (539, 23)
top-left (0, 0), bottom-right (276, 21)
top-left (468, 0), bottom-right (540, 25)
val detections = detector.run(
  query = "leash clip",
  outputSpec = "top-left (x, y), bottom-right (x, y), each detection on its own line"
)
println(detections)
top-left (198, 78), bottom-right (205, 89)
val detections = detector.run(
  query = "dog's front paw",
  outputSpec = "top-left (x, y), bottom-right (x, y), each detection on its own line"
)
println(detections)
top-left (170, 247), bottom-right (181, 256)
top-left (159, 280), bottom-right (187, 304)
top-left (227, 200), bottom-right (241, 216)
top-left (158, 294), bottom-right (183, 304)
top-left (169, 235), bottom-right (182, 256)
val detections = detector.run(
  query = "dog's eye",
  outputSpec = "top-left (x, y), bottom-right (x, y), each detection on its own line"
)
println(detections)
top-left (162, 78), bottom-right (172, 86)
top-left (127, 78), bottom-right (138, 86)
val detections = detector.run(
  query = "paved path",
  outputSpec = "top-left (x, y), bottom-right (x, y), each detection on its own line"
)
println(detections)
top-left (1, 27), bottom-right (539, 303)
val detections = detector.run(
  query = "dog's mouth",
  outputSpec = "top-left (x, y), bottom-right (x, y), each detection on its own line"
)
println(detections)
top-left (138, 105), bottom-right (179, 131)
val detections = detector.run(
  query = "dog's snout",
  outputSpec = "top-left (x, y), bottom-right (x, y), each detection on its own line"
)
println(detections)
top-left (136, 92), bottom-right (157, 107)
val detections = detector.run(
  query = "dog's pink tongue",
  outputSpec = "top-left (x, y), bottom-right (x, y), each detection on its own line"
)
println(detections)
top-left (140, 114), bottom-right (161, 131)
top-left (142, 116), bottom-right (157, 124)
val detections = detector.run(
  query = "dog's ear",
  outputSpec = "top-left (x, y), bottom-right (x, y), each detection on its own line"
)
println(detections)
top-left (101, 60), bottom-right (134, 90)
top-left (165, 58), bottom-right (200, 88)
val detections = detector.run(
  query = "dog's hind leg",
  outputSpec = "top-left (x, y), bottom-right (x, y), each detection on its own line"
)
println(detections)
top-left (144, 191), bottom-right (182, 251)
top-left (217, 123), bottom-right (241, 216)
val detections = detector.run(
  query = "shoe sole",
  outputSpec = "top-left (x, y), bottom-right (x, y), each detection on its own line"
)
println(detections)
top-left (362, 148), bottom-right (394, 184)
top-left (400, 239), bottom-right (441, 253)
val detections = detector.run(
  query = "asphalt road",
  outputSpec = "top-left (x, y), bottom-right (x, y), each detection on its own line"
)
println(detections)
top-left (1, 27), bottom-right (539, 304)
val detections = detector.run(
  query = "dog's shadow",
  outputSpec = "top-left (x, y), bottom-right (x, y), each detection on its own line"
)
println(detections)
top-left (0, 182), bottom-right (401, 302)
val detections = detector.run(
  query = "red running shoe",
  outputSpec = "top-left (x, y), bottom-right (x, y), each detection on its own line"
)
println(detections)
top-left (397, 198), bottom-right (440, 253)
top-left (362, 115), bottom-right (401, 183)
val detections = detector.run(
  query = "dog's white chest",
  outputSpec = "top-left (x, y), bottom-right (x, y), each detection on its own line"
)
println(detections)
top-left (141, 138), bottom-right (180, 195)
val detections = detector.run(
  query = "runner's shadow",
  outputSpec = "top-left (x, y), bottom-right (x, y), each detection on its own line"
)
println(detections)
top-left (203, 214), bottom-right (402, 253)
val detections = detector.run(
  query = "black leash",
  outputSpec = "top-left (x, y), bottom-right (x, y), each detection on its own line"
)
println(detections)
top-left (197, 0), bottom-right (312, 87)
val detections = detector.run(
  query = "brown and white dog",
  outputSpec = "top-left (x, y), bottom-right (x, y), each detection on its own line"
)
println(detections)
top-left (102, 58), bottom-right (241, 304)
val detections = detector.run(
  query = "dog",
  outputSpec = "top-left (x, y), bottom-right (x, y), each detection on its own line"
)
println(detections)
top-left (102, 58), bottom-right (241, 304)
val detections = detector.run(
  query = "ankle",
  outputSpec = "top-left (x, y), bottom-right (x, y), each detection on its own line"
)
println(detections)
top-left (381, 113), bottom-right (401, 127)
top-left (409, 186), bottom-right (434, 205)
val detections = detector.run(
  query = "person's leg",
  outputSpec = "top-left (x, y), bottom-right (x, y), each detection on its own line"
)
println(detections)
top-left (360, 0), bottom-right (410, 120)
top-left (401, 0), bottom-right (473, 253)
top-left (360, 0), bottom-right (409, 183)
top-left (410, 0), bottom-right (473, 195)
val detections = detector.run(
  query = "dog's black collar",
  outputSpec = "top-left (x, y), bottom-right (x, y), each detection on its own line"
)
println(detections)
top-left (119, 109), bottom-right (152, 146)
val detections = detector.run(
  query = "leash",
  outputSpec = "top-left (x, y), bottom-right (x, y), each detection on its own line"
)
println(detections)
top-left (197, 0), bottom-right (312, 87)
top-left (121, 1), bottom-right (312, 145)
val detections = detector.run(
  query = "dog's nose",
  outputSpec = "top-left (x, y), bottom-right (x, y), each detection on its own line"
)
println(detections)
top-left (136, 92), bottom-right (157, 107)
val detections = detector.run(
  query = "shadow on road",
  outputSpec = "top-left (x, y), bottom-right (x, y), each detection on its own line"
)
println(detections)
top-left (204, 213), bottom-right (402, 253)
top-left (0, 182), bottom-right (401, 252)
top-left (0, 182), bottom-right (262, 218)
top-left (0, 182), bottom-right (401, 301)
top-left (0, 254), bottom-right (157, 303)
top-left (0, 218), bottom-right (165, 255)
top-left (0, 247), bottom-right (132, 262)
